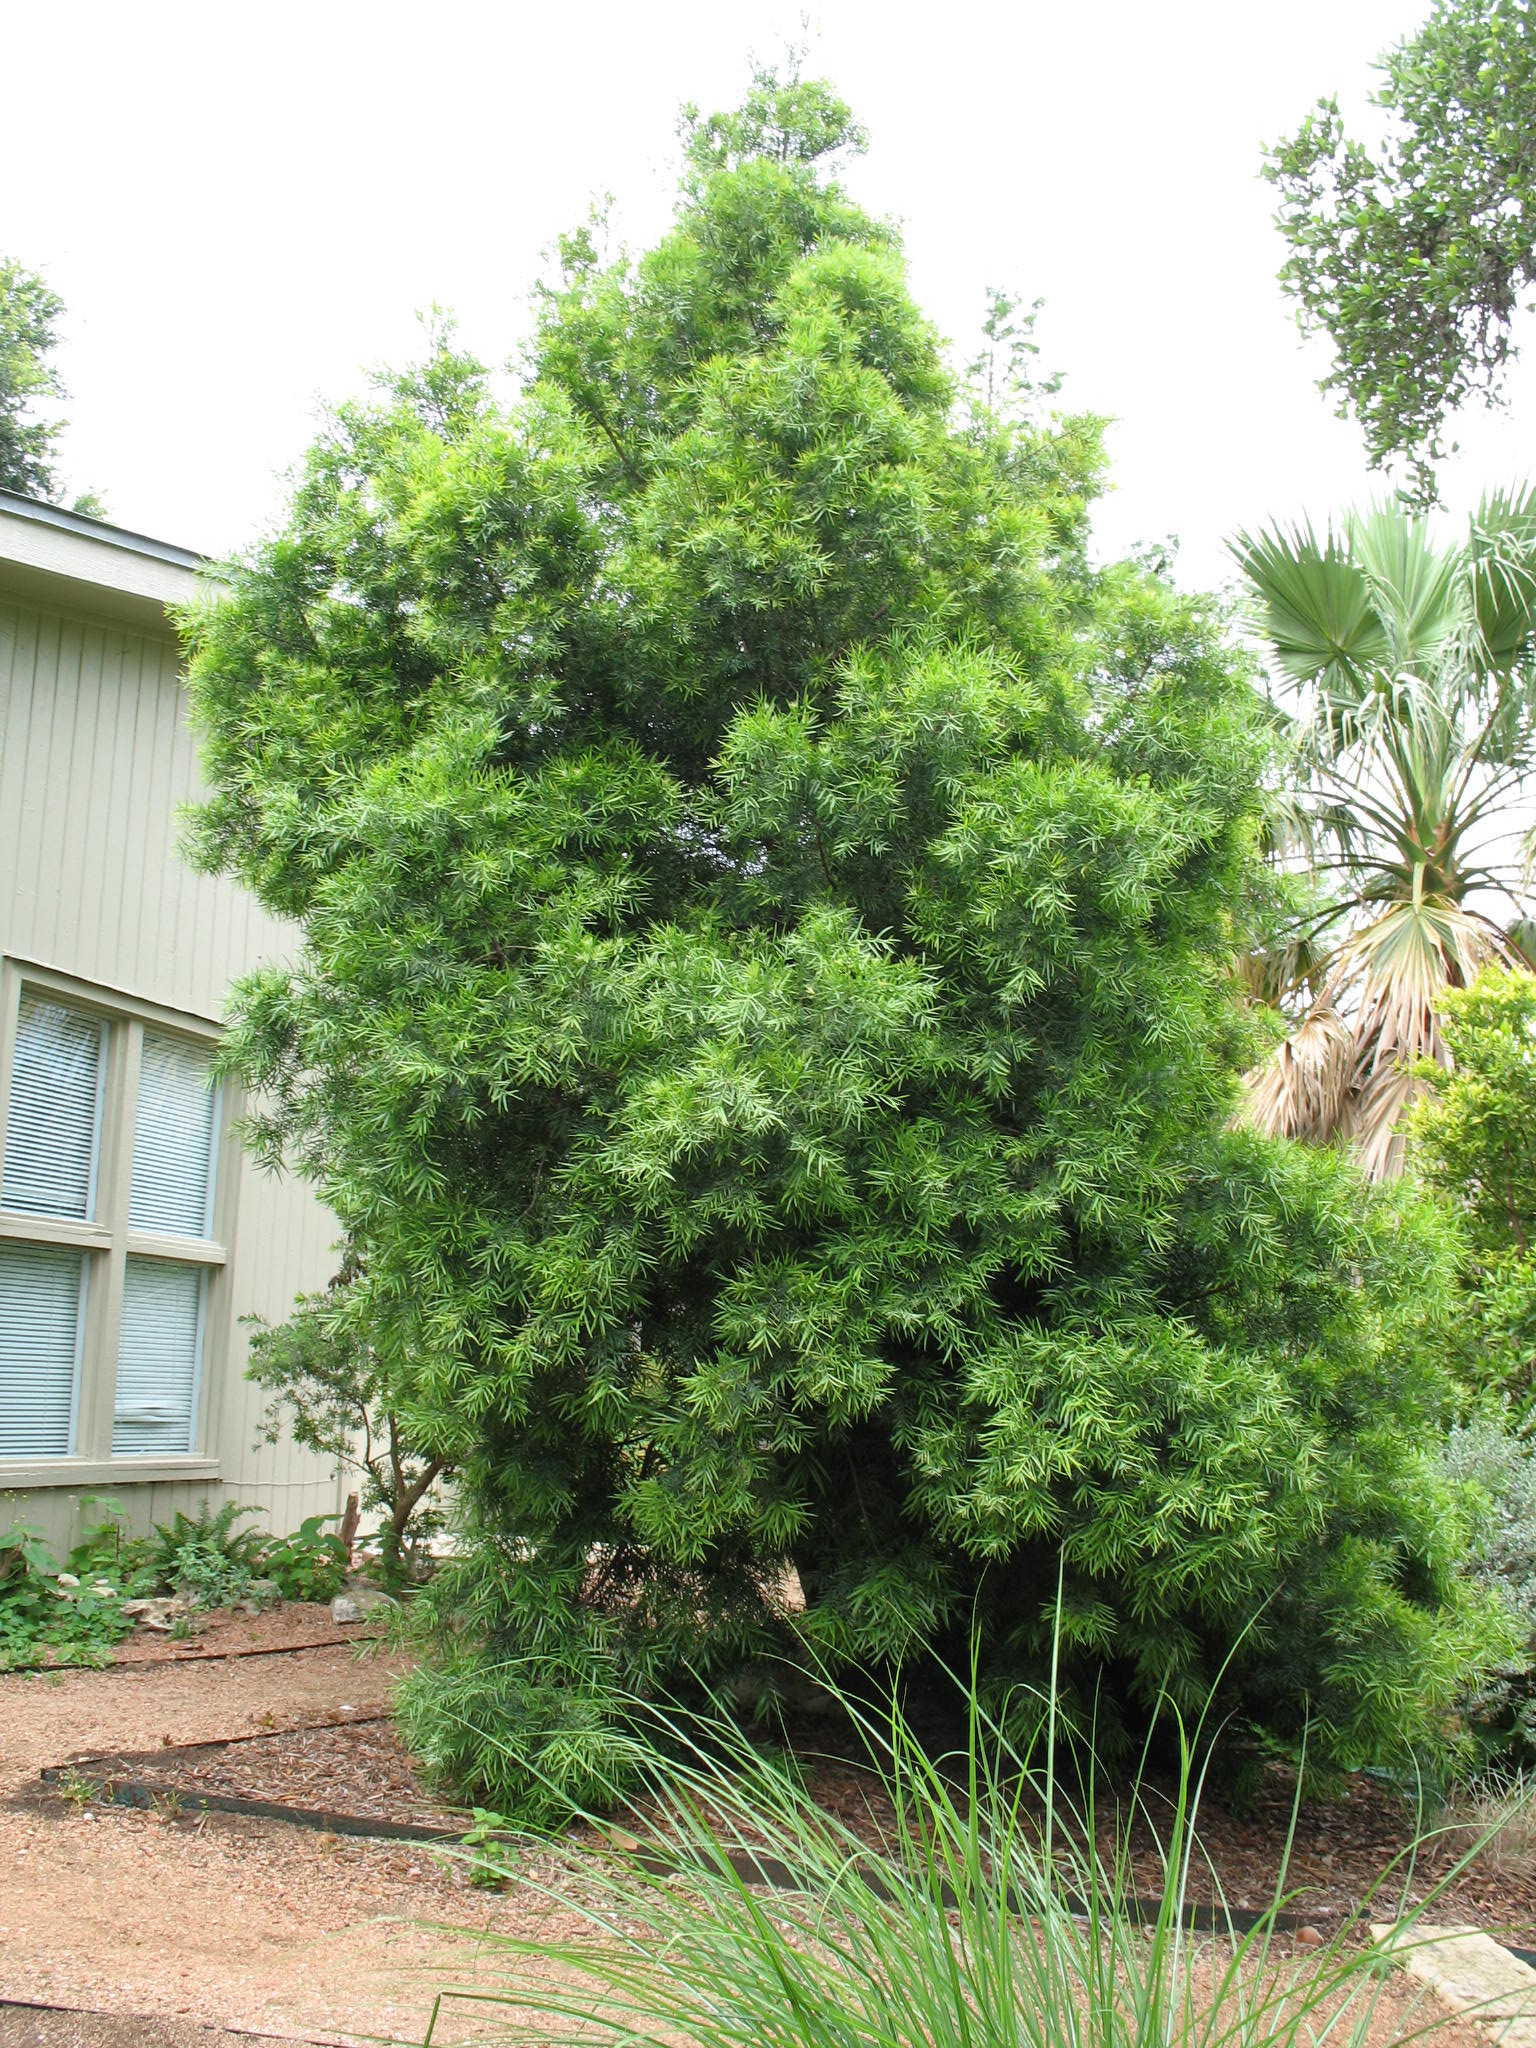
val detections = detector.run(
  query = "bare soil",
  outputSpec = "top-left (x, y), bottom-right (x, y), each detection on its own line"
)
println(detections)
top-left (0, 1614), bottom-right (1526, 2047)
top-left (0, 1624), bottom-right (585, 2045)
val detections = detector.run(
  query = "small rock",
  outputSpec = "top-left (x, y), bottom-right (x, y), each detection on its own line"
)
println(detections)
top-left (121, 1596), bottom-right (179, 1627)
top-left (88, 1582), bottom-right (117, 1599)
top-left (1295, 1926), bottom-right (1325, 1948)
top-left (331, 1586), bottom-right (400, 1623)
top-left (348, 1585), bottom-right (402, 1616)
top-left (55, 1572), bottom-right (80, 1590)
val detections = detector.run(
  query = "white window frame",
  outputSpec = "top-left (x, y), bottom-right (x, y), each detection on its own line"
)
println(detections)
top-left (0, 956), bottom-right (234, 1484)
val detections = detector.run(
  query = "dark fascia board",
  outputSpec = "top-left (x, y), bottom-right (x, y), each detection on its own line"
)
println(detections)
top-left (0, 489), bottom-right (220, 635)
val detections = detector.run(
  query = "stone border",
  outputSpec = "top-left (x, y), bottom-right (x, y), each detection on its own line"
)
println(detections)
top-left (1371, 1925), bottom-right (1536, 2047)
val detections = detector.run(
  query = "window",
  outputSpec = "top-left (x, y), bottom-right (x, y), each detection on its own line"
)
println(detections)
top-left (0, 971), bottom-right (227, 1469)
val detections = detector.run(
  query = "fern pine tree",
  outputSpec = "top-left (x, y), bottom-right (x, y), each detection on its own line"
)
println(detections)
top-left (185, 69), bottom-right (1505, 1814)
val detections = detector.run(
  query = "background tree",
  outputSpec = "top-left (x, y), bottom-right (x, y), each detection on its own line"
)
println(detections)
top-left (0, 256), bottom-right (104, 513)
top-left (1267, 0), bottom-right (1536, 503)
top-left (186, 69), bottom-right (1505, 1815)
top-left (1412, 964), bottom-right (1536, 1419)
top-left (1236, 494), bottom-right (1536, 1178)
top-left (247, 1247), bottom-right (452, 1586)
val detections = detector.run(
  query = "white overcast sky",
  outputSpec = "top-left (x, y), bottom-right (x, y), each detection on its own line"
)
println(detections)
top-left (8, 0), bottom-right (1536, 593)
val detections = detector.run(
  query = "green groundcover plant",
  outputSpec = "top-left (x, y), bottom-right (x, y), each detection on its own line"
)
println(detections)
top-left (0, 1499), bottom-right (147, 1669)
top-left (0, 1497), bottom-right (352, 1667)
top-left (184, 66), bottom-right (1511, 1814)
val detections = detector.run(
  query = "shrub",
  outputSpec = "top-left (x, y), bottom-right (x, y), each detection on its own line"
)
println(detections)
top-left (1411, 964), bottom-right (1536, 1423)
top-left (0, 1515), bottom-right (138, 1670)
top-left (146, 1501), bottom-right (266, 1609)
top-left (1439, 1412), bottom-right (1536, 1763)
top-left (259, 1514), bottom-right (349, 1604)
top-left (246, 1255), bottom-right (449, 1588)
top-left (184, 65), bottom-right (1512, 1808)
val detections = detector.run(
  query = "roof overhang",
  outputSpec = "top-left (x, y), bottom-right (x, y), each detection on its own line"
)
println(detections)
top-left (0, 489), bottom-right (214, 634)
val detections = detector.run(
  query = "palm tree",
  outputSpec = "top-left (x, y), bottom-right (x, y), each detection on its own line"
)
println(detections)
top-left (1234, 490), bottom-right (1536, 1180)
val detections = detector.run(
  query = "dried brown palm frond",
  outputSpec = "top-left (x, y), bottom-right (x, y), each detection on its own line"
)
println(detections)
top-left (1242, 1004), bottom-right (1355, 1145)
top-left (1244, 901), bottom-right (1515, 1179)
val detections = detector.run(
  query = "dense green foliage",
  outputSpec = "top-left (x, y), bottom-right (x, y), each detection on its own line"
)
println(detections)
top-left (0, 1512), bottom-right (140, 1671)
top-left (0, 255), bottom-right (102, 512)
top-left (1438, 1415), bottom-right (1536, 1760)
top-left (259, 1514), bottom-right (350, 1604)
top-left (144, 1501), bottom-right (267, 1609)
top-left (1268, 0), bottom-right (1536, 501)
top-left (1412, 966), bottom-right (1536, 1418)
top-left (186, 71), bottom-right (1506, 1810)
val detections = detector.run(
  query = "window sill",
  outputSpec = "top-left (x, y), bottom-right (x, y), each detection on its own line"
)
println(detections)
top-left (0, 1456), bottom-right (220, 1489)
top-left (0, 1212), bottom-right (113, 1252)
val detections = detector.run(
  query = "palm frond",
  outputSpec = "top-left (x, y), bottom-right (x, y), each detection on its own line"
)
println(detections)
top-left (1346, 503), bottom-right (1464, 682)
top-left (1468, 483), bottom-right (1536, 676)
top-left (1242, 1006), bottom-right (1355, 1146)
top-left (1230, 520), bottom-right (1387, 705)
top-left (1326, 902), bottom-right (1512, 1179)
top-left (1237, 929), bottom-right (1329, 1006)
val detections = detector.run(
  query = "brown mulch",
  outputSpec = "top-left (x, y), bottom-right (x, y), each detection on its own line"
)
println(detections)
top-left (105, 1602), bottom-right (353, 1667)
top-left (72, 1712), bottom-right (471, 1836)
top-left (798, 1744), bottom-right (1536, 1943)
top-left (64, 1702), bottom-right (1536, 1945)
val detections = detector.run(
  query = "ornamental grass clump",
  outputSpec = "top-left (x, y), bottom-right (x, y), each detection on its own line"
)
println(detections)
top-left (429, 1651), bottom-right (1504, 2048)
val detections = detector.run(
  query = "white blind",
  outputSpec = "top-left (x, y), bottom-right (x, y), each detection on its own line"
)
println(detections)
top-left (2, 994), bottom-right (106, 1219)
top-left (112, 1258), bottom-right (203, 1455)
top-left (130, 1033), bottom-right (218, 1238)
top-left (0, 1243), bottom-right (85, 1457)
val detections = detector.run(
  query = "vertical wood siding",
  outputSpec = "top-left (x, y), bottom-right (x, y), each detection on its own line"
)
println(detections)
top-left (0, 595), bottom-right (345, 1549)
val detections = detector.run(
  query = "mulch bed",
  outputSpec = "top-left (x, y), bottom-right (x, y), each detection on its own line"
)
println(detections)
top-left (54, 1709), bottom-right (1536, 1942)
top-left (801, 1745), bottom-right (1536, 1941)
top-left (62, 1712), bottom-right (471, 1837)
top-left (103, 1602), bottom-right (354, 1667)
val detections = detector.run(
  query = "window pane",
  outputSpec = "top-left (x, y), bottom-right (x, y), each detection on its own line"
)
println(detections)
top-left (2, 994), bottom-right (106, 1220)
top-left (130, 1033), bottom-right (218, 1238)
top-left (112, 1258), bottom-right (204, 1455)
top-left (0, 1242), bottom-right (85, 1457)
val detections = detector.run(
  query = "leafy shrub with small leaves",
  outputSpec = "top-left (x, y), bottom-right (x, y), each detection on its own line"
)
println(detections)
top-left (259, 1514), bottom-right (349, 1603)
top-left (1439, 1412), bottom-right (1536, 1763)
top-left (247, 1257), bottom-right (450, 1589)
top-left (1412, 966), bottom-right (1536, 1424)
top-left (146, 1501), bottom-right (267, 1609)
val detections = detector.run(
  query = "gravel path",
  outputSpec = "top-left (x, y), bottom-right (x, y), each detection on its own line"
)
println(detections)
top-left (0, 1636), bottom-right (579, 2045)
top-left (0, 1627), bottom-right (1504, 2048)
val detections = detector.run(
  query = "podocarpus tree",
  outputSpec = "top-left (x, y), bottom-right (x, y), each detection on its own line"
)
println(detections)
top-left (185, 72), bottom-right (1503, 1810)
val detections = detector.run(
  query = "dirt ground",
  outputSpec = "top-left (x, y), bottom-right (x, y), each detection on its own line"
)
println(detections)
top-left (0, 1629), bottom-right (583, 2046)
top-left (0, 1617), bottom-right (1519, 2048)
